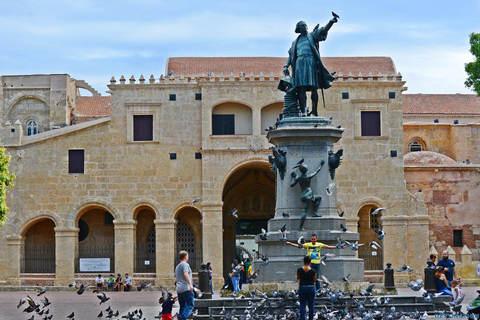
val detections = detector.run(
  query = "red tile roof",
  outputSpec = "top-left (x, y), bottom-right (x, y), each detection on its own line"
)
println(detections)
top-left (403, 94), bottom-right (480, 114)
top-left (76, 96), bottom-right (111, 117)
top-left (165, 57), bottom-right (396, 77)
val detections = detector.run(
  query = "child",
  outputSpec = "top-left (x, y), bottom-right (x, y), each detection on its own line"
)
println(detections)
top-left (451, 279), bottom-right (465, 304)
top-left (161, 296), bottom-right (177, 320)
top-left (95, 274), bottom-right (105, 291)
top-left (113, 273), bottom-right (124, 291)
top-left (105, 274), bottom-right (115, 291)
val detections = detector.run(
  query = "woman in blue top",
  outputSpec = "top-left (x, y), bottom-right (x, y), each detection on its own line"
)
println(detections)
top-left (297, 255), bottom-right (317, 320)
top-left (435, 267), bottom-right (453, 296)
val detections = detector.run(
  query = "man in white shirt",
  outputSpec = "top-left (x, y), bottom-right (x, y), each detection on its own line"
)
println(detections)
top-left (95, 274), bottom-right (105, 291)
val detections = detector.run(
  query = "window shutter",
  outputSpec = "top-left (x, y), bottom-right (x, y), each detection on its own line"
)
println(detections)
top-left (69, 150), bottom-right (84, 174)
top-left (134, 115), bottom-right (153, 141)
top-left (212, 115), bottom-right (235, 135)
top-left (361, 111), bottom-right (381, 136)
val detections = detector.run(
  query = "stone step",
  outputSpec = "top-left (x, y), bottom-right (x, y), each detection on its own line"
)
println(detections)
top-left (364, 270), bottom-right (384, 283)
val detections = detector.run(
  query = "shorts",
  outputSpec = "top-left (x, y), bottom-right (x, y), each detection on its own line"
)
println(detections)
top-left (162, 313), bottom-right (172, 320)
top-left (107, 283), bottom-right (114, 287)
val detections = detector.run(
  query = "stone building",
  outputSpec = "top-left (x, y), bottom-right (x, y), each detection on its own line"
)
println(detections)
top-left (0, 57), bottom-right (429, 287)
top-left (403, 94), bottom-right (480, 263)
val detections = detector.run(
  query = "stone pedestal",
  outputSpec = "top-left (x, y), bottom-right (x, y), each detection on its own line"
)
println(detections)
top-left (255, 117), bottom-right (364, 282)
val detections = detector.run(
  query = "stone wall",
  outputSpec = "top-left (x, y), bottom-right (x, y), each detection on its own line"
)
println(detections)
top-left (0, 71), bottom-right (429, 285)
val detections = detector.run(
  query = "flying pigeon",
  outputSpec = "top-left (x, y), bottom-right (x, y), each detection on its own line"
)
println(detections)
top-left (320, 253), bottom-right (335, 266)
top-left (282, 212), bottom-right (289, 218)
top-left (297, 236), bottom-right (306, 247)
top-left (345, 241), bottom-right (364, 251)
top-left (338, 211), bottom-right (344, 217)
top-left (342, 273), bottom-right (351, 282)
top-left (230, 208), bottom-right (238, 218)
top-left (340, 223), bottom-right (348, 232)
top-left (326, 183), bottom-right (335, 196)
top-left (371, 205), bottom-right (394, 216)
top-left (374, 228), bottom-right (386, 240)
top-left (408, 279), bottom-right (423, 291)
top-left (190, 197), bottom-right (202, 205)
top-left (369, 241), bottom-right (382, 250)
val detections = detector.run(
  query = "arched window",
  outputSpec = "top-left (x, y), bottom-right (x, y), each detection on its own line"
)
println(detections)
top-left (409, 141), bottom-right (422, 152)
top-left (27, 120), bottom-right (38, 136)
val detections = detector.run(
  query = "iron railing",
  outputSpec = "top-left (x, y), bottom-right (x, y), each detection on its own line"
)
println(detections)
top-left (358, 249), bottom-right (384, 270)
top-left (21, 246), bottom-right (55, 273)
top-left (75, 245), bottom-right (115, 273)
top-left (134, 246), bottom-right (156, 273)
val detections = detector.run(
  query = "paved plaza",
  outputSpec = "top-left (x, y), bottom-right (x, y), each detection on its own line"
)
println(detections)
top-left (0, 286), bottom-right (479, 320)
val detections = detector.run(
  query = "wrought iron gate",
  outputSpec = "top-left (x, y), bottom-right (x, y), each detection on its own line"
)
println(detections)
top-left (21, 246), bottom-right (55, 273)
top-left (135, 227), bottom-right (156, 273)
top-left (175, 220), bottom-right (202, 271)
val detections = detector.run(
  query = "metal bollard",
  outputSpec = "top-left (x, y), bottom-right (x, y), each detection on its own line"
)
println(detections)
top-left (198, 263), bottom-right (212, 299)
top-left (424, 260), bottom-right (437, 294)
top-left (384, 262), bottom-right (395, 291)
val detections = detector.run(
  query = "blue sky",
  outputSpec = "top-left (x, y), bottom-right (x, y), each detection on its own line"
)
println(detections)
top-left (1, 0), bottom-right (479, 95)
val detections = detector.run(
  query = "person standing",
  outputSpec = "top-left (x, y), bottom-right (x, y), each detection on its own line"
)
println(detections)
top-left (161, 296), bottom-right (178, 320)
top-left (297, 255), bottom-right (317, 320)
top-left (436, 250), bottom-right (457, 286)
top-left (206, 262), bottom-right (214, 295)
top-left (244, 259), bottom-right (253, 284)
top-left (285, 233), bottom-right (342, 292)
top-left (175, 251), bottom-right (194, 320)
top-left (230, 259), bottom-right (241, 293)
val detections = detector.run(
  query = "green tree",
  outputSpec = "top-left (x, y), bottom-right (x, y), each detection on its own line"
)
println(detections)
top-left (0, 142), bottom-right (15, 226)
top-left (465, 32), bottom-right (480, 95)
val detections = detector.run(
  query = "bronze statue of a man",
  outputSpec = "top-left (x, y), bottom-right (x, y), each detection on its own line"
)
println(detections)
top-left (283, 17), bottom-right (338, 116)
top-left (290, 160), bottom-right (325, 230)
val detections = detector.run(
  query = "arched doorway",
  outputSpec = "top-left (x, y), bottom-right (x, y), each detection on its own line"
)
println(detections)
top-left (357, 205), bottom-right (384, 270)
top-left (222, 163), bottom-right (275, 277)
top-left (75, 208), bottom-right (115, 273)
top-left (175, 207), bottom-right (202, 272)
top-left (21, 219), bottom-right (56, 273)
top-left (135, 208), bottom-right (156, 273)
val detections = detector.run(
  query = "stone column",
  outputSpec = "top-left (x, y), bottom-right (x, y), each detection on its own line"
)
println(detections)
top-left (201, 202), bottom-right (224, 290)
top-left (155, 219), bottom-right (176, 287)
top-left (6, 236), bottom-right (24, 286)
top-left (252, 108), bottom-right (261, 136)
top-left (114, 219), bottom-right (136, 275)
top-left (381, 216), bottom-right (409, 283)
top-left (54, 227), bottom-right (78, 286)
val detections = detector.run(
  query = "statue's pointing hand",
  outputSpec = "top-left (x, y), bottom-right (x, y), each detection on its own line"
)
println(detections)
top-left (283, 66), bottom-right (290, 77)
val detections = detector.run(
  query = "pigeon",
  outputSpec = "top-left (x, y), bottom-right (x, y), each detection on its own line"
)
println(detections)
top-left (67, 312), bottom-right (75, 319)
top-left (320, 253), bottom-right (335, 266)
top-left (326, 183), bottom-right (335, 196)
top-left (37, 284), bottom-right (46, 296)
top-left (260, 254), bottom-right (269, 267)
top-left (190, 197), bottom-right (202, 205)
top-left (342, 273), bottom-right (351, 282)
top-left (371, 205), bottom-right (394, 216)
top-left (279, 224), bottom-right (287, 239)
top-left (337, 125), bottom-right (342, 129)
top-left (345, 241), bottom-right (364, 251)
top-left (76, 283), bottom-right (88, 295)
top-left (338, 211), bottom-right (344, 217)
top-left (336, 237), bottom-right (347, 249)
top-left (230, 208), bottom-right (238, 218)
top-left (93, 289), bottom-right (110, 304)
top-left (27, 316), bottom-right (34, 320)
top-left (137, 282), bottom-right (151, 291)
top-left (297, 236), bottom-right (306, 247)
top-left (40, 296), bottom-right (51, 307)
top-left (320, 275), bottom-right (331, 288)
top-left (397, 264), bottom-right (413, 272)
top-left (282, 212), bottom-right (290, 218)
top-left (68, 281), bottom-right (77, 288)
top-left (105, 306), bottom-right (112, 313)
top-left (374, 228), bottom-right (386, 240)
top-left (250, 269), bottom-right (260, 279)
top-left (340, 223), bottom-right (348, 232)
top-left (97, 311), bottom-right (103, 318)
top-left (408, 279), bottom-right (423, 291)
top-left (259, 228), bottom-right (268, 241)
top-left (369, 241), bottom-right (382, 250)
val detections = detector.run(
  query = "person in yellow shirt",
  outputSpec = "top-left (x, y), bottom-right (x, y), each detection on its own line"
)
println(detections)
top-left (285, 233), bottom-right (341, 292)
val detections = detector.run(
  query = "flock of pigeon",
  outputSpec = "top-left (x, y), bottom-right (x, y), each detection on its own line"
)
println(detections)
top-left (210, 285), bottom-right (436, 320)
top-left (16, 282), bottom-right (156, 320)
